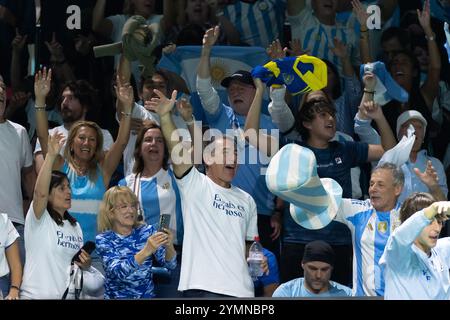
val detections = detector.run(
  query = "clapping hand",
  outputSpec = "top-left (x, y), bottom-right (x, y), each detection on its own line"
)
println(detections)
top-left (47, 131), bottom-right (65, 158)
top-left (414, 160), bottom-right (439, 188)
top-left (148, 89), bottom-right (177, 117)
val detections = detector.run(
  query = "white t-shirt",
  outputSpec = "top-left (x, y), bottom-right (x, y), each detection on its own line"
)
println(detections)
top-left (0, 213), bottom-right (20, 277)
top-left (0, 120), bottom-right (33, 224)
top-left (176, 167), bottom-right (258, 297)
top-left (20, 204), bottom-right (83, 299)
top-left (34, 124), bottom-right (114, 156)
top-left (122, 103), bottom-right (191, 176)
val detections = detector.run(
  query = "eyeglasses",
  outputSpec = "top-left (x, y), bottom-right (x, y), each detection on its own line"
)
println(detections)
top-left (114, 203), bottom-right (139, 212)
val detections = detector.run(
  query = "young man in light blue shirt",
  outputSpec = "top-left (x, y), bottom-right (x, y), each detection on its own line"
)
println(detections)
top-left (380, 193), bottom-right (450, 300)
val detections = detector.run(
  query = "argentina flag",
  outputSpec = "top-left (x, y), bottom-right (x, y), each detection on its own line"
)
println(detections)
top-left (157, 46), bottom-right (270, 122)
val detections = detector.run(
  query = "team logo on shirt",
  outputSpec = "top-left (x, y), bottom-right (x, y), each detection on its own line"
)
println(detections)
top-left (282, 73), bottom-right (294, 85)
top-left (258, 0), bottom-right (268, 11)
top-left (162, 182), bottom-right (170, 190)
top-left (335, 157), bottom-right (342, 164)
top-left (377, 221), bottom-right (388, 233)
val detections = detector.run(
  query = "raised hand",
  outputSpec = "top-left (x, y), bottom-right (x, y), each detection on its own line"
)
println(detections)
top-left (363, 71), bottom-right (377, 91)
top-left (414, 160), bottom-right (439, 188)
top-left (266, 39), bottom-right (286, 60)
top-left (176, 97), bottom-right (193, 122)
top-left (74, 34), bottom-right (94, 56)
top-left (11, 28), bottom-right (27, 53)
top-left (352, 0), bottom-right (369, 29)
top-left (417, 0), bottom-right (432, 33)
top-left (45, 32), bottom-right (65, 63)
top-left (148, 89), bottom-right (177, 117)
top-left (34, 67), bottom-right (52, 101)
top-left (286, 38), bottom-right (310, 57)
top-left (47, 131), bottom-right (65, 157)
top-left (162, 43), bottom-right (176, 55)
top-left (330, 37), bottom-right (348, 59)
top-left (115, 75), bottom-right (134, 113)
top-left (253, 77), bottom-right (265, 92)
top-left (202, 26), bottom-right (220, 49)
top-left (360, 100), bottom-right (383, 121)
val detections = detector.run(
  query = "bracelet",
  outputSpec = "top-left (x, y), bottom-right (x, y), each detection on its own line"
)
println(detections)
top-left (360, 29), bottom-right (368, 33)
top-left (364, 89), bottom-right (375, 94)
top-left (10, 285), bottom-right (20, 291)
top-left (121, 111), bottom-right (131, 117)
top-left (35, 106), bottom-right (46, 111)
top-left (185, 115), bottom-right (195, 126)
top-left (425, 34), bottom-right (435, 41)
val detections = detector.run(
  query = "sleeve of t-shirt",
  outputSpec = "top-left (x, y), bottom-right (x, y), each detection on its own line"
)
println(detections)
top-left (246, 197), bottom-right (258, 241)
top-left (380, 210), bottom-right (430, 269)
top-left (2, 214), bottom-right (19, 248)
top-left (272, 282), bottom-right (293, 297)
top-left (20, 126), bottom-right (33, 168)
top-left (175, 166), bottom-right (201, 192)
top-left (26, 202), bottom-right (49, 228)
top-left (334, 198), bottom-right (372, 226)
top-left (102, 130), bottom-right (114, 151)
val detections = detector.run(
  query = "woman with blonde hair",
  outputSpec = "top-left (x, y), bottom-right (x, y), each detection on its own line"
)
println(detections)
top-left (96, 186), bottom-right (176, 299)
top-left (34, 68), bottom-right (133, 248)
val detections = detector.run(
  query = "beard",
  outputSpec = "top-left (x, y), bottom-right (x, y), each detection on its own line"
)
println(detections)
top-left (61, 108), bottom-right (82, 123)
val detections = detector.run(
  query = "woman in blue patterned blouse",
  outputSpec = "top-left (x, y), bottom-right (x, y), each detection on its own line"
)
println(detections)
top-left (96, 186), bottom-right (177, 299)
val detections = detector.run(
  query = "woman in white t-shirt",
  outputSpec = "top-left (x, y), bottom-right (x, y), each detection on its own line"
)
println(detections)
top-left (20, 133), bottom-right (94, 299)
top-left (0, 214), bottom-right (22, 300)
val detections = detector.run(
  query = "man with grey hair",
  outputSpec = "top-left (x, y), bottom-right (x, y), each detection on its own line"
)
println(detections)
top-left (328, 162), bottom-right (405, 297)
top-left (147, 88), bottom-right (263, 298)
top-left (325, 161), bottom-right (443, 297)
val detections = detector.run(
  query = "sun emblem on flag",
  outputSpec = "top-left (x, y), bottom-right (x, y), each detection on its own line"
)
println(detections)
top-left (210, 58), bottom-right (230, 88)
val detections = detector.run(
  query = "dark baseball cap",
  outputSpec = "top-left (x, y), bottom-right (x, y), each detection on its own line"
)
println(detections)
top-left (220, 70), bottom-right (255, 88)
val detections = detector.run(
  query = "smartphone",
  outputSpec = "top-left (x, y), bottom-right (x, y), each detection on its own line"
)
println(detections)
top-left (158, 214), bottom-right (171, 233)
top-left (72, 241), bottom-right (96, 262)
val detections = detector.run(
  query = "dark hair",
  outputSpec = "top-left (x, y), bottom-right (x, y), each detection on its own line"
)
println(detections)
top-left (48, 171), bottom-right (77, 226)
top-left (133, 122), bottom-right (169, 173)
top-left (322, 59), bottom-right (341, 99)
top-left (175, 23), bottom-right (206, 46)
top-left (388, 50), bottom-right (421, 90)
top-left (140, 69), bottom-right (170, 92)
top-left (399, 192), bottom-right (435, 223)
top-left (295, 90), bottom-right (336, 140)
top-left (60, 80), bottom-right (98, 113)
top-left (380, 27), bottom-right (412, 51)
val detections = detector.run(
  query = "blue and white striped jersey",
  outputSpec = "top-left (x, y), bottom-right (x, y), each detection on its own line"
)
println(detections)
top-left (223, 0), bottom-right (286, 47)
top-left (288, 0), bottom-right (359, 78)
top-left (335, 199), bottom-right (402, 296)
